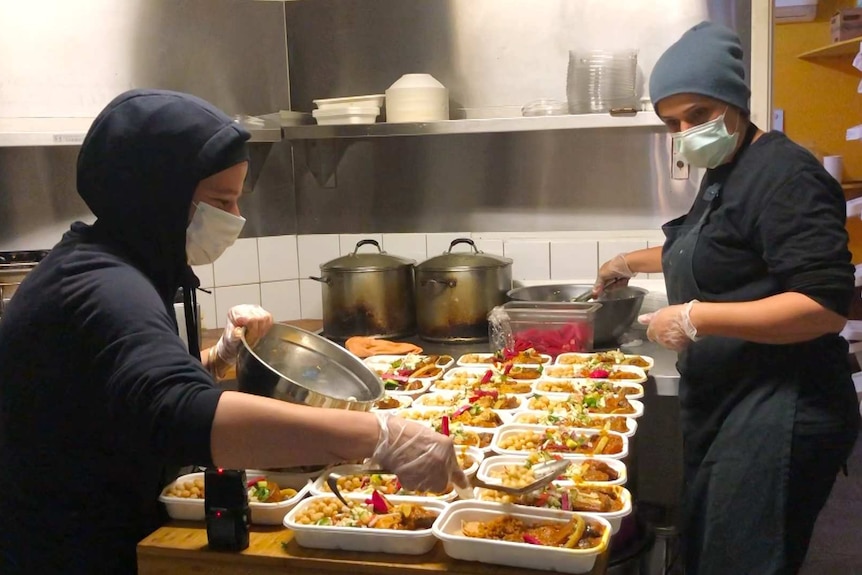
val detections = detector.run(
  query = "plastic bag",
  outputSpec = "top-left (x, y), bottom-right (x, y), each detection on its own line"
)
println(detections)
top-left (487, 305), bottom-right (513, 354)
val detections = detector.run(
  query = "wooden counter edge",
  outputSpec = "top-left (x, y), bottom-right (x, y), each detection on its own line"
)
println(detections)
top-left (137, 522), bottom-right (610, 575)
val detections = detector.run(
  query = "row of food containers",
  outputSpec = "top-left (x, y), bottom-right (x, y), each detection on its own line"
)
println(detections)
top-left (158, 348), bottom-right (651, 573)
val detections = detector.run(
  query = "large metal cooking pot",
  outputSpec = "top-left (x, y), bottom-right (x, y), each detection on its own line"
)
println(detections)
top-left (507, 283), bottom-right (647, 346)
top-left (310, 239), bottom-right (416, 340)
top-left (236, 323), bottom-right (383, 410)
top-left (415, 238), bottom-right (512, 343)
top-left (0, 250), bottom-right (49, 317)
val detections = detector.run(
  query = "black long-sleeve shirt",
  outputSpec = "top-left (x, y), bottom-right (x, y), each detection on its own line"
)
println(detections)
top-left (0, 226), bottom-right (223, 572)
top-left (0, 89), bottom-right (249, 573)
top-left (677, 129), bottom-right (858, 434)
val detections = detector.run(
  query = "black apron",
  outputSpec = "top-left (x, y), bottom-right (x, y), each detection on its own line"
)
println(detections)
top-left (661, 125), bottom-right (799, 575)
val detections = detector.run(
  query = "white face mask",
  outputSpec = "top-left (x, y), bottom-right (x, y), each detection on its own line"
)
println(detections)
top-left (673, 109), bottom-right (740, 169)
top-left (186, 201), bottom-right (246, 265)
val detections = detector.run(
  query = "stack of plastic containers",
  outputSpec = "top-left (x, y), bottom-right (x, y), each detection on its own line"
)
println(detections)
top-left (566, 50), bottom-right (638, 114)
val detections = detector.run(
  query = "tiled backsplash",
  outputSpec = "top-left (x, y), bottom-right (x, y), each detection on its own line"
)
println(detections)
top-left (193, 230), bottom-right (666, 329)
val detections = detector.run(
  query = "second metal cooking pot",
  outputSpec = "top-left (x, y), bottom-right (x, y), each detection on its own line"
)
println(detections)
top-left (415, 238), bottom-right (513, 343)
top-left (310, 239), bottom-right (416, 340)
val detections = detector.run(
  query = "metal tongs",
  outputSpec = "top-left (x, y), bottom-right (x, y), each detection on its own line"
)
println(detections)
top-left (572, 278), bottom-right (624, 302)
top-left (325, 458), bottom-right (571, 506)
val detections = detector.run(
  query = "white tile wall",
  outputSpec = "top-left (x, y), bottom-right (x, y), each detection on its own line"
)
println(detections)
top-left (214, 285), bottom-right (261, 328)
top-left (257, 235), bottom-right (299, 282)
top-left (549, 240), bottom-right (599, 280)
top-left (213, 238), bottom-right (260, 287)
top-left (192, 264), bottom-right (215, 289)
top-left (426, 232), bottom-right (472, 257)
top-left (471, 238), bottom-right (504, 256)
top-left (297, 234), bottom-right (340, 279)
top-left (197, 289), bottom-right (217, 330)
top-left (597, 239), bottom-right (649, 271)
top-left (299, 279), bottom-right (324, 320)
top-left (382, 233), bottom-right (427, 264)
top-left (199, 230), bottom-right (665, 321)
top-left (260, 280), bottom-right (302, 322)
top-left (339, 234), bottom-right (383, 256)
top-left (504, 240), bottom-right (551, 281)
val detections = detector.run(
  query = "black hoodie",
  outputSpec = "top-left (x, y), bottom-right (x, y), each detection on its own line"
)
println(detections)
top-left (0, 90), bottom-right (250, 573)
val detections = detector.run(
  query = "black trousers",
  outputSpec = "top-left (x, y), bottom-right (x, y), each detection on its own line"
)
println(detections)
top-left (785, 425), bottom-right (858, 573)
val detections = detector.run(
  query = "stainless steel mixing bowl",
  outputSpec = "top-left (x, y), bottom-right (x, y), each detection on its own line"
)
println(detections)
top-left (507, 284), bottom-right (648, 346)
top-left (236, 323), bottom-right (383, 410)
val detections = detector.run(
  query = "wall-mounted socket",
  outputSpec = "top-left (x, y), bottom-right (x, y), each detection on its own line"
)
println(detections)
top-left (671, 152), bottom-right (690, 180)
top-left (773, 109), bottom-right (784, 132)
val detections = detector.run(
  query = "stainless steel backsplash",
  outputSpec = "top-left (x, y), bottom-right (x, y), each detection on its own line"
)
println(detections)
top-left (292, 128), bottom-right (700, 234)
top-left (0, 0), bottom-right (750, 250)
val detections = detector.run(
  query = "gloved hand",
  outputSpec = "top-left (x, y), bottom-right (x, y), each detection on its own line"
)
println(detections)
top-left (214, 304), bottom-right (274, 365)
top-left (638, 300), bottom-right (700, 352)
top-left (370, 411), bottom-right (468, 493)
top-left (593, 253), bottom-right (636, 297)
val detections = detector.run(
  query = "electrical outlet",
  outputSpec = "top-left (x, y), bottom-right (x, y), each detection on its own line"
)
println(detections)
top-left (773, 109), bottom-right (784, 132)
top-left (671, 152), bottom-right (689, 180)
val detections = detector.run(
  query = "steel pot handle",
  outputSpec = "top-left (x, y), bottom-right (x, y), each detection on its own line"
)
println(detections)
top-left (446, 237), bottom-right (481, 254)
top-left (420, 278), bottom-right (457, 288)
top-left (353, 239), bottom-right (384, 255)
top-left (308, 275), bottom-right (331, 284)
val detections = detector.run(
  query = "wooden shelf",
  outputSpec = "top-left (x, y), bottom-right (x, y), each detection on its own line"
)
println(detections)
top-left (844, 181), bottom-right (862, 198)
top-left (798, 37), bottom-right (862, 60)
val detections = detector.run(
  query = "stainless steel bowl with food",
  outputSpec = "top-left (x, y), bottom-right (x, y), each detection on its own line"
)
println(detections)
top-left (507, 284), bottom-right (647, 346)
top-left (236, 323), bottom-right (384, 410)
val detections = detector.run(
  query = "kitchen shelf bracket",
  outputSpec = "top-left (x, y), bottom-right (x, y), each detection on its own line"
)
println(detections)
top-left (302, 138), bottom-right (345, 188)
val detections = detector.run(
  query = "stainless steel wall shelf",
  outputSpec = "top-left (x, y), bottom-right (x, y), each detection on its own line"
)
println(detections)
top-left (280, 113), bottom-right (666, 141)
top-left (279, 112), bottom-right (667, 188)
top-left (0, 115), bottom-right (283, 148)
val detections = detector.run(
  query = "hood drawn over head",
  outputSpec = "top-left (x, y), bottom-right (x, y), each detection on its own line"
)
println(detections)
top-left (76, 89), bottom-right (250, 302)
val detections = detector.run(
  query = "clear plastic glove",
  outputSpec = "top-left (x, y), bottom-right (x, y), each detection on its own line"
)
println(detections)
top-left (370, 411), bottom-right (468, 493)
top-left (638, 300), bottom-right (700, 352)
top-left (214, 304), bottom-right (274, 365)
top-left (593, 253), bottom-right (636, 297)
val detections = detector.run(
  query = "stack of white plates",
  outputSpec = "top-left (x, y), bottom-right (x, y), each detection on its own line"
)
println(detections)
top-left (311, 94), bottom-right (384, 125)
top-left (566, 50), bottom-right (638, 114)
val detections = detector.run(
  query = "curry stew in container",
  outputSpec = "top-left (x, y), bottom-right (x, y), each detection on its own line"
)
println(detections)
top-left (433, 500), bottom-right (611, 573)
top-left (285, 493), bottom-right (447, 555)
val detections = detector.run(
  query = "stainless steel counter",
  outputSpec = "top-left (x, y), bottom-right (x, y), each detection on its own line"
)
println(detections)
top-left (617, 326), bottom-right (681, 397)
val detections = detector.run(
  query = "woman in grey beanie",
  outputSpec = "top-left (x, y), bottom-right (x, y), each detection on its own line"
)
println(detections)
top-left (595, 21), bottom-right (858, 575)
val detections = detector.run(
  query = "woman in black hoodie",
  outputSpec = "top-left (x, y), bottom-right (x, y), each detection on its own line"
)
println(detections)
top-left (0, 89), bottom-right (465, 573)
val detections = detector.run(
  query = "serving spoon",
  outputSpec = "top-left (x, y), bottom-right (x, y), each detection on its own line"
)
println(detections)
top-left (324, 458), bottom-right (571, 507)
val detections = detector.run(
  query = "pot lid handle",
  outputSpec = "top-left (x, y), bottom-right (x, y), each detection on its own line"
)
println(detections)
top-left (353, 239), bottom-right (384, 255)
top-left (446, 238), bottom-right (480, 255)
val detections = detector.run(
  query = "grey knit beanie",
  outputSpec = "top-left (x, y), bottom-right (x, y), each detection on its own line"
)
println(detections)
top-left (649, 21), bottom-right (750, 113)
